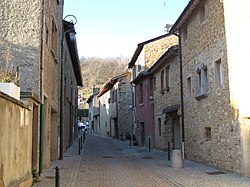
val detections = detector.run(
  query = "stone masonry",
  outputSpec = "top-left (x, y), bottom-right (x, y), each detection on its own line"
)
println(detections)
top-left (172, 0), bottom-right (250, 176)
top-left (0, 0), bottom-right (64, 177)
top-left (153, 48), bottom-right (181, 151)
top-left (117, 73), bottom-right (133, 137)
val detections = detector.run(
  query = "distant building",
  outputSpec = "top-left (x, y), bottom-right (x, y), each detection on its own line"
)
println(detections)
top-left (98, 72), bottom-right (133, 139)
top-left (148, 45), bottom-right (180, 151)
top-left (87, 87), bottom-right (100, 133)
top-left (128, 33), bottom-right (178, 146)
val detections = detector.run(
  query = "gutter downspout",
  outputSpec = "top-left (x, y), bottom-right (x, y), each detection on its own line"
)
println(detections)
top-left (39, 0), bottom-right (46, 176)
top-left (130, 82), bottom-right (136, 138)
top-left (59, 23), bottom-right (65, 160)
top-left (59, 0), bottom-right (65, 160)
top-left (173, 33), bottom-right (185, 159)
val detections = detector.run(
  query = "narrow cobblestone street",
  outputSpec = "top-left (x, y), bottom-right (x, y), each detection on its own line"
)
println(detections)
top-left (34, 132), bottom-right (250, 187)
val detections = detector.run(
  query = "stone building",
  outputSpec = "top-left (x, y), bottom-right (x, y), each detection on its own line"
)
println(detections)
top-left (63, 20), bottom-right (83, 150)
top-left (148, 45), bottom-right (181, 151)
top-left (128, 33), bottom-right (178, 146)
top-left (0, 93), bottom-right (33, 187)
top-left (0, 0), bottom-right (64, 177)
top-left (0, 0), bottom-right (82, 182)
top-left (170, 0), bottom-right (250, 176)
top-left (98, 72), bottom-right (133, 139)
top-left (87, 87), bottom-right (100, 133)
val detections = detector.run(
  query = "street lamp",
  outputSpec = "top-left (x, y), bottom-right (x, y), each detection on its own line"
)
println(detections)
top-left (59, 15), bottom-right (77, 160)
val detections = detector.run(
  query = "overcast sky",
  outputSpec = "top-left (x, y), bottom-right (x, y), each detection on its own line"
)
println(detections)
top-left (64, 0), bottom-right (189, 58)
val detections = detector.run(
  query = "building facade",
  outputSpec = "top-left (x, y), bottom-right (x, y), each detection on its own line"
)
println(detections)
top-left (87, 87), bottom-right (100, 133)
top-left (149, 46), bottom-right (181, 151)
top-left (98, 73), bottom-right (133, 139)
top-left (128, 34), bottom-right (178, 147)
top-left (171, 0), bottom-right (250, 176)
top-left (63, 20), bottom-right (83, 150)
top-left (0, 1), bottom-right (82, 183)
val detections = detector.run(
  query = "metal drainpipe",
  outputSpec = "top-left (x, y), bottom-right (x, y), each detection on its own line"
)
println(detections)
top-left (130, 82), bottom-right (136, 138)
top-left (39, 0), bottom-right (46, 176)
top-left (59, 26), bottom-right (65, 160)
top-left (59, 0), bottom-right (65, 160)
top-left (174, 32), bottom-right (185, 159)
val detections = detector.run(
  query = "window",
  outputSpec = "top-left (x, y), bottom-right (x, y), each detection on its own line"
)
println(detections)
top-left (153, 77), bottom-right (156, 91)
top-left (160, 70), bottom-right (164, 90)
top-left (51, 18), bottom-right (58, 56)
top-left (138, 65), bottom-right (141, 73)
top-left (64, 77), bottom-right (67, 104)
top-left (187, 76), bottom-right (192, 98)
top-left (158, 118), bottom-right (162, 136)
top-left (204, 127), bottom-right (211, 141)
top-left (111, 90), bottom-right (117, 103)
top-left (45, 26), bottom-right (49, 45)
top-left (133, 68), bottom-right (136, 80)
top-left (165, 65), bottom-right (170, 89)
top-left (56, 0), bottom-right (60, 5)
top-left (215, 59), bottom-right (223, 87)
top-left (182, 26), bottom-right (187, 42)
top-left (199, 5), bottom-right (205, 23)
top-left (139, 82), bottom-right (143, 104)
top-left (197, 65), bottom-right (209, 95)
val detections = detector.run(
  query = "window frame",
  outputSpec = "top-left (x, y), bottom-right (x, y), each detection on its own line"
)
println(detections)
top-left (158, 118), bottom-right (162, 136)
top-left (196, 65), bottom-right (209, 99)
top-left (139, 82), bottom-right (143, 104)
top-left (199, 5), bottom-right (206, 24)
top-left (160, 70), bottom-right (164, 91)
top-left (165, 65), bottom-right (170, 89)
top-left (204, 127), bottom-right (211, 141)
top-left (153, 77), bottom-right (156, 91)
top-left (186, 76), bottom-right (192, 98)
top-left (215, 59), bottom-right (223, 88)
top-left (182, 26), bottom-right (187, 42)
top-left (51, 17), bottom-right (58, 58)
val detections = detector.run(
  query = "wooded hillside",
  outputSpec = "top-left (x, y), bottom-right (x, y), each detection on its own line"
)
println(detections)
top-left (79, 56), bottom-right (129, 98)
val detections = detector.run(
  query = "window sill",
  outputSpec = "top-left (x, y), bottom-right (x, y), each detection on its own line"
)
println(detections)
top-left (195, 93), bottom-right (208, 100)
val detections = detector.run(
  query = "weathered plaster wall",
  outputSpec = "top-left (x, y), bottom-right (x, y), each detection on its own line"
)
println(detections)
top-left (0, 0), bottom-right (42, 95)
top-left (135, 77), bottom-right (154, 147)
top-left (0, 92), bottom-right (32, 187)
top-left (223, 0), bottom-right (250, 177)
top-left (99, 91), bottom-right (111, 137)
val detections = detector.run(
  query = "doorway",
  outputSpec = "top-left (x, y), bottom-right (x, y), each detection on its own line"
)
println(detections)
top-left (140, 122), bottom-right (145, 145)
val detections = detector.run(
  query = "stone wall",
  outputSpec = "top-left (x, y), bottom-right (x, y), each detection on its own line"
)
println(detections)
top-left (0, 0), bottom-right (63, 169)
top-left (0, 92), bottom-right (33, 187)
top-left (180, 0), bottom-right (242, 174)
top-left (144, 35), bottom-right (178, 68)
top-left (0, 0), bottom-right (42, 95)
top-left (63, 44), bottom-right (79, 149)
top-left (99, 91), bottom-right (112, 137)
top-left (153, 55), bottom-right (180, 151)
top-left (117, 74), bottom-right (133, 138)
top-left (223, 0), bottom-right (250, 176)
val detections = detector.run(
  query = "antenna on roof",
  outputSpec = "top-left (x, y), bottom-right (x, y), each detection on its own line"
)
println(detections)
top-left (162, 0), bottom-right (166, 33)
top-left (164, 24), bottom-right (173, 33)
top-left (162, 1), bottom-right (173, 33)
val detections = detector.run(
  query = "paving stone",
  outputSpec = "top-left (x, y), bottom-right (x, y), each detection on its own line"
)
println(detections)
top-left (34, 133), bottom-right (250, 187)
